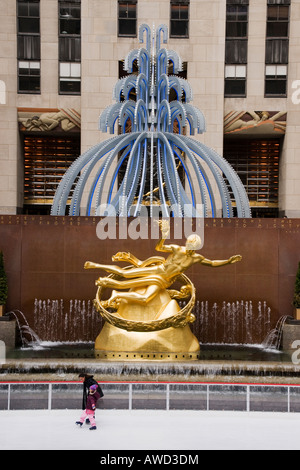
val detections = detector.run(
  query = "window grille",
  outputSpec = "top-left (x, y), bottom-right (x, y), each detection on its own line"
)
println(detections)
top-left (223, 138), bottom-right (281, 206)
top-left (23, 135), bottom-right (80, 204)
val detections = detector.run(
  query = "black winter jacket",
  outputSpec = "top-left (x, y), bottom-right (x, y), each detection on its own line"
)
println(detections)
top-left (82, 375), bottom-right (104, 410)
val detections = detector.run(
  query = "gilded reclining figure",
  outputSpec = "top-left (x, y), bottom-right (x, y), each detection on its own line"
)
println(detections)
top-left (84, 221), bottom-right (241, 307)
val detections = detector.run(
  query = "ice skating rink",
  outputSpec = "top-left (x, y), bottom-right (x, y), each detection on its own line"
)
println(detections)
top-left (0, 408), bottom-right (300, 451)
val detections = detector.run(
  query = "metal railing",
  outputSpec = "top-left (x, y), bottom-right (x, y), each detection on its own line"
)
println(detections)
top-left (1, 381), bottom-right (300, 413)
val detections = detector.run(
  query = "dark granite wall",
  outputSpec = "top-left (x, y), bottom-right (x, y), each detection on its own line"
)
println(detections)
top-left (1, 215), bottom-right (300, 344)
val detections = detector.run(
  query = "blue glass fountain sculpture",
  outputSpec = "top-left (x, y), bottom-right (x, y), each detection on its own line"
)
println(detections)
top-left (51, 24), bottom-right (251, 218)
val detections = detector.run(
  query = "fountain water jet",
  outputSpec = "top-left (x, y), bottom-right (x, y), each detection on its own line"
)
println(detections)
top-left (263, 315), bottom-right (294, 350)
top-left (5, 309), bottom-right (41, 347)
top-left (33, 298), bottom-right (102, 342)
top-left (2, 302), bottom-right (296, 384)
top-left (191, 300), bottom-right (272, 345)
top-left (30, 298), bottom-right (273, 347)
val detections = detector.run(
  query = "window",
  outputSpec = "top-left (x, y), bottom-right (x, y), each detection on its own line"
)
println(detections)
top-left (225, 1), bottom-right (248, 97)
top-left (266, 4), bottom-right (289, 37)
top-left (17, 0), bottom-right (40, 93)
top-left (226, 3), bottom-right (248, 38)
top-left (265, 1), bottom-right (289, 97)
top-left (118, 1), bottom-right (137, 37)
top-left (18, 61), bottom-right (40, 92)
top-left (59, 37), bottom-right (81, 62)
top-left (225, 39), bottom-right (248, 64)
top-left (265, 39), bottom-right (289, 64)
top-left (59, 0), bottom-right (81, 94)
top-left (59, 2), bottom-right (80, 35)
top-left (170, 1), bottom-right (189, 38)
top-left (17, 35), bottom-right (40, 60)
top-left (265, 65), bottom-right (287, 96)
top-left (225, 65), bottom-right (246, 97)
top-left (59, 62), bottom-right (81, 94)
top-left (17, 0), bottom-right (40, 33)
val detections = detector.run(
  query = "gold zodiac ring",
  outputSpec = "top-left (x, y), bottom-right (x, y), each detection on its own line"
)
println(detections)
top-left (93, 273), bottom-right (196, 332)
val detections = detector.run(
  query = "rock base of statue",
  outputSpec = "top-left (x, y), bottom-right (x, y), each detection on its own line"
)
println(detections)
top-left (94, 287), bottom-right (200, 361)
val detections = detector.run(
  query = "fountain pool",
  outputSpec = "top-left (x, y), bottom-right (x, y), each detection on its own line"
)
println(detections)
top-left (5, 341), bottom-right (291, 363)
top-left (1, 302), bottom-right (298, 385)
top-left (2, 340), bottom-right (298, 386)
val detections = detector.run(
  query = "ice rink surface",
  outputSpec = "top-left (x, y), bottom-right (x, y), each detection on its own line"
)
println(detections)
top-left (0, 408), bottom-right (300, 452)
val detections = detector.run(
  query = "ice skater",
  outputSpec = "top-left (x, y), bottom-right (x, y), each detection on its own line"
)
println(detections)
top-left (78, 372), bottom-right (104, 411)
top-left (76, 384), bottom-right (101, 430)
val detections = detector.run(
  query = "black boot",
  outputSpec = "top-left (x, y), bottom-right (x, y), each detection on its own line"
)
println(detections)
top-left (76, 421), bottom-right (83, 427)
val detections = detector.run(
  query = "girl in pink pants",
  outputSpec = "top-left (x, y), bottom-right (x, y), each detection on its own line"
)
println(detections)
top-left (76, 384), bottom-right (100, 430)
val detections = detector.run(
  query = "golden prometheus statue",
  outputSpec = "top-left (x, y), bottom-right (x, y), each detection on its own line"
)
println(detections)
top-left (85, 221), bottom-right (242, 361)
